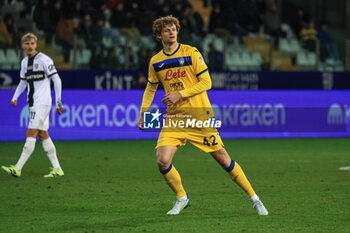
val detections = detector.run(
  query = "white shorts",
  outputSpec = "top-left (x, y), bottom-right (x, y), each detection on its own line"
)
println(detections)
top-left (28, 105), bottom-right (51, 131)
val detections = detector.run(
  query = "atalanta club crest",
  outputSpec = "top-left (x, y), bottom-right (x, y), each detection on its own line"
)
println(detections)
top-left (179, 58), bottom-right (185, 66)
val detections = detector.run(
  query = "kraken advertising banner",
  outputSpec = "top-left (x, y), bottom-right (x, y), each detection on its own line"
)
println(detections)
top-left (0, 90), bottom-right (349, 141)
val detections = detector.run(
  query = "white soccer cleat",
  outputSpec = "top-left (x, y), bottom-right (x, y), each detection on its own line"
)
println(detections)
top-left (166, 196), bottom-right (191, 215)
top-left (252, 199), bottom-right (269, 215)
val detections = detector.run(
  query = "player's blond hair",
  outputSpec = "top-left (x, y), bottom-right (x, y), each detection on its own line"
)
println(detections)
top-left (152, 15), bottom-right (180, 39)
top-left (21, 33), bottom-right (38, 43)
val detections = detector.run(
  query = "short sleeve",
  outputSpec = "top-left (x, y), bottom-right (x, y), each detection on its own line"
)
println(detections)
top-left (43, 57), bottom-right (58, 77)
top-left (191, 47), bottom-right (208, 77)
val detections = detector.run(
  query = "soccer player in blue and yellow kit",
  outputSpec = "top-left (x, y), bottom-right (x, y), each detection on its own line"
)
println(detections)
top-left (138, 16), bottom-right (268, 215)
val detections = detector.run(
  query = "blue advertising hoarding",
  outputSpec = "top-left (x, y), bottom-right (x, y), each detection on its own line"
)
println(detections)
top-left (0, 90), bottom-right (349, 141)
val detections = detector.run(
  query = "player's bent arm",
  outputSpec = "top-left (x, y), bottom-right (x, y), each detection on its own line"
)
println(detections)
top-left (180, 71), bottom-right (212, 98)
top-left (51, 73), bottom-right (63, 109)
top-left (11, 79), bottom-right (27, 103)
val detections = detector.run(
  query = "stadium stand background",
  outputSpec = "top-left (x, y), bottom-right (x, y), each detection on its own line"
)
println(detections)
top-left (0, 0), bottom-right (349, 78)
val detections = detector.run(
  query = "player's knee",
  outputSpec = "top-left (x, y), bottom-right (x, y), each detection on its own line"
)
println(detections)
top-left (26, 129), bottom-right (38, 138)
top-left (156, 147), bottom-right (174, 170)
top-left (218, 152), bottom-right (228, 163)
top-left (211, 149), bottom-right (231, 168)
top-left (38, 131), bottom-right (49, 141)
top-left (157, 158), bottom-right (170, 170)
top-left (156, 155), bottom-right (171, 171)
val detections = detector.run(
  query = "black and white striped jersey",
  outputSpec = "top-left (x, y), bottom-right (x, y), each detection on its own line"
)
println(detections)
top-left (20, 52), bottom-right (58, 107)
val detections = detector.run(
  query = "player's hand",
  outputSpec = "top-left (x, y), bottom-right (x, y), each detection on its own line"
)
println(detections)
top-left (56, 107), bottom-right (64, 115)
top-left (11, 100), bottom-right (17, 107)
top-left (138, 113), bottom-right (144, 130)
top-left (161, 92), bottom-right (182, 106)
top-left (56, 99), bottom-right (64, 114)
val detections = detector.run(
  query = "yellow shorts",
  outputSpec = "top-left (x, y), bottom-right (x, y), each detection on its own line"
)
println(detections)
top-left (156, 129), bottom-right (224, 152)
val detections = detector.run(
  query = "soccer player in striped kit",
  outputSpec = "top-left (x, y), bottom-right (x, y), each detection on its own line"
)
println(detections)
top-left (2, 33), bottom-right (64, 178)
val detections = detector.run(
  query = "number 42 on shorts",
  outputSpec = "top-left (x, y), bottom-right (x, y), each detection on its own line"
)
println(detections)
top-left (203, 135), bottom-right (218, 147)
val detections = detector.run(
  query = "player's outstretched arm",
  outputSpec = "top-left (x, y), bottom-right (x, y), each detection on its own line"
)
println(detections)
top-left (51, 74), bottom-right (64, 115)
top-left (11, 80), bottom-right (27, 107)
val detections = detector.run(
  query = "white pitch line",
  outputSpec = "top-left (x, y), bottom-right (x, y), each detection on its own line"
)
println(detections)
top-left (339, 166), bottom-right (350, 171)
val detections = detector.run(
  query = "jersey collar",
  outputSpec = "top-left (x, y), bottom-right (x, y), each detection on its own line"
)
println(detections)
top-left (28, 51), bottom-right (39, 60)
top-left (163, 43), bottom-right (181, 56)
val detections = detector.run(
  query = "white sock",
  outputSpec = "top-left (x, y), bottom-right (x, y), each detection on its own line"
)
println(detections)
top-left (178, 195), bottom-right (188, 201)
top-left (249, 194), bottom-right (259, 203)
top-left (16, 137), bottom-right (36, 170)
top-left (42, 137), bottom-right (62, 170)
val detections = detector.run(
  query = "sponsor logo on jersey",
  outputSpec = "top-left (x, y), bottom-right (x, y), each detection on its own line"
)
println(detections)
top-left (170, 82), bottom-right (184, 91)
top-left (25, 71), bottom-right (45, 81)
top-left (48, 64), bottom-right (55, 71)
top-left (198, 56), bottom-right (205, 66)
top-left (164, 69), bottom-right (186, 81)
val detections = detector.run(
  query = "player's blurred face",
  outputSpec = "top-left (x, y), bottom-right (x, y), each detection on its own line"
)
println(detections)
top-left (22, 39), bottom-right (37, 57)
top-left (159, 23), bottom-right (178, 44)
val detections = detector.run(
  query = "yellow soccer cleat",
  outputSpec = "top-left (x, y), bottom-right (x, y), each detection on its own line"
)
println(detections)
top-left (43, 168), bottom-right (64, 178)
top-left (1, 165), bottom-right (21, 177)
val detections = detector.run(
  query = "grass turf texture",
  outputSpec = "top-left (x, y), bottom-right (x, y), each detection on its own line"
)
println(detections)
top-left (0, 138), bottom-right (350, 233)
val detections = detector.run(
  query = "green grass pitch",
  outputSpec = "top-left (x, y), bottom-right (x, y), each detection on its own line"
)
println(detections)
top-left (1, 138), bottom-right (350, 233)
